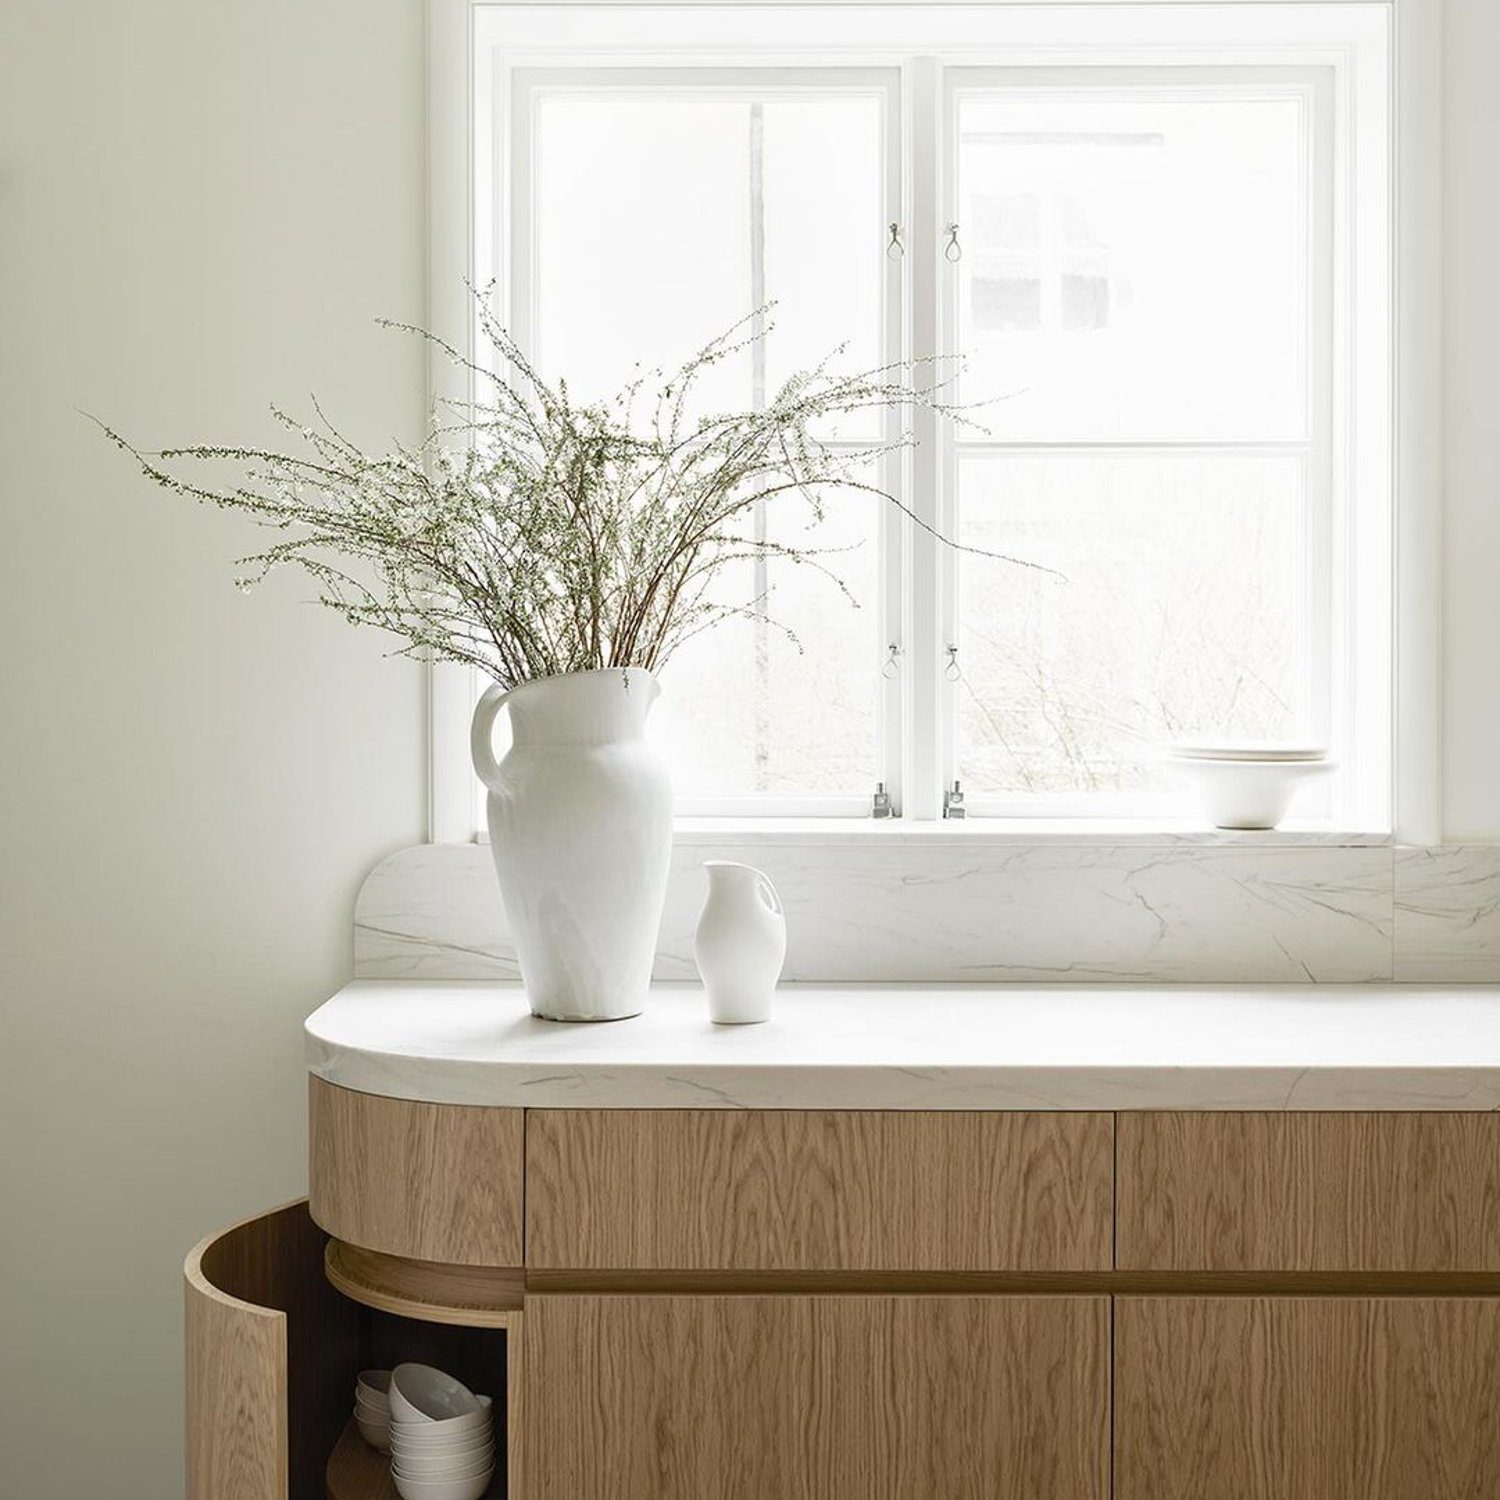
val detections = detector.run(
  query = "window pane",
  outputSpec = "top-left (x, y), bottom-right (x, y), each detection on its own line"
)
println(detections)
top-left (651, 476), bottom-right (880, 798)
top-left (528, 86), bottom-right (886, 802)
top-left (955, 451), bottom-right (1312, 798)
top-left (955, 88), bottom-right (1310, 442)
top-left (532, 90), bottom-right (883, 422)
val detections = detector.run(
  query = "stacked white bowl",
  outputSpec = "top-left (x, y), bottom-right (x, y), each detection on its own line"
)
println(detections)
top-left (354, 1370), bottom-right (393, 1452)
top-left (1167, 741), bottom-right (1332, 830)
top-left (387, 1363), bottom-right (496, 1500)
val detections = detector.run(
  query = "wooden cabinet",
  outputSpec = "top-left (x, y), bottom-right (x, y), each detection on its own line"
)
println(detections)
top-left (187, 1199), bottom-right (515, 1500)
top-left (191, 1103), bottom-right (1500, 1498)
top-left (1115, 1296), bottom-right (1500, 1499)
top-left (517, 1293), bottom-right (1109, 1500)
top-left (526, 1108), bottom-right (1113, 1270)
top-left (185, 1200), bottom-right (359, 1500)
top-left (309, 1077), bottom-right (524, 1267)
top-left (1117, 1112), bottom-right (1500, 1270)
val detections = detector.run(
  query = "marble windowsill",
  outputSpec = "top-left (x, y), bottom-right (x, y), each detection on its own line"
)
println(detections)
top-left (476, 819), bottom-right (1393, 848)
top-left (306, 980), bottom-right (1500, 1112)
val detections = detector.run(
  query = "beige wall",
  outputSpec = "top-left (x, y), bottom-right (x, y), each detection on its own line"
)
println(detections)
top-left (0, 0), bottom-right (1495, 1496)
top-left (0, 1), bottom-right (426, 1495)
top-left (1441, 0), bottom-right (1500, 839)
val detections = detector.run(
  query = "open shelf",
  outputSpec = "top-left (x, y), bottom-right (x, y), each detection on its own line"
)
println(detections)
top-left (321, 1287), bottom-right (513, 1498)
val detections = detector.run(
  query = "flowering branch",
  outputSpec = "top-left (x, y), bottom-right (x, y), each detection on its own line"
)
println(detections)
top-left (99, 295), bottom-right (1047, 688)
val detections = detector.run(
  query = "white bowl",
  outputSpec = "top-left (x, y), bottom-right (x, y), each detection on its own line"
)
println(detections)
top-left (356, 1387), bottom-right (390, 1410)
top-left (355, 1418), bottom-right (391, 1452)
top-left (389, 1365), bottom-right (485, 1426)
top-left (358, 1369), bottom-right (393, 1396)
top-left (393, 1446), bottom-right (495, 1480)
top-left (392, 1425), bottom-right (493, 1457)
top-left (391, 1467), bottom-right (493, 1500)
top-left (1169, 754), bottom-right (1334, 830)
top-left (1169, 739), bottom-right (1327, 763)
top-left (390, 1399), bottom-right (492, 1441)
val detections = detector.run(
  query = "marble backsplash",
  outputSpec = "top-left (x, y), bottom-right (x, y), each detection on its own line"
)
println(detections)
top-left (354, 839), bottom-right (1500, 985)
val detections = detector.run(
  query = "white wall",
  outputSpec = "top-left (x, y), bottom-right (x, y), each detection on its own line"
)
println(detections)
top-left (1441, 0), bottom-right (1500, 840)
top-left (0, 1), bottom-right (426, 1495)
top-left (1, 0), bottom-right (1497, 1496)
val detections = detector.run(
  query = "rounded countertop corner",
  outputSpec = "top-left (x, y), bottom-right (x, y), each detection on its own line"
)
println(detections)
top-left (305, 980), bottom-right (1500, 1112)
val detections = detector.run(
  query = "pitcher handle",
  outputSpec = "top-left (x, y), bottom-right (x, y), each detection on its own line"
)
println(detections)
top-left (756, 873), bottom-right (784, 916)
top-left (471, 681), bottom-right (513, 794)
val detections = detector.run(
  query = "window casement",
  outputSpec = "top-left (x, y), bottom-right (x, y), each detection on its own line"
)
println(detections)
top-left (432, 3), bottom-right (1412, 837)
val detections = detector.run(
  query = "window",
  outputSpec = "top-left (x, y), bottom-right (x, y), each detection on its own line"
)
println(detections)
top-left (445, 3), bottom-right (1397, 831)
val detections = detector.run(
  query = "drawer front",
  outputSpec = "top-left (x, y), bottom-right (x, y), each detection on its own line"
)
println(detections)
top-left (309, 1077), bottom-right (523, 1266)
top-left (1117, 1112), bottom-right (1500, 1271)
top-left (1116, 1296), bottom-right (1500, 1500)
top-left (519, 1293), bottom-right (1109, 1500)
top-left (526, 1109), bottom-right (1113, 1271)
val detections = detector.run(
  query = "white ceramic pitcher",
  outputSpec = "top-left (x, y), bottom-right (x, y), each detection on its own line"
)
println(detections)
top-left (693, 861), bottom-right (786, 1024)
top-left (471, 668), bottom-right (672, 1022)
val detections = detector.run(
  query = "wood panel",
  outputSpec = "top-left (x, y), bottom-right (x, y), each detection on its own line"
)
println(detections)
top-left (526, 1109), bottom-right (1112, 1271)
top-left (1117, 1112), bottom-right (1500, 1271)
top-left (1116, 1296), bottom-right (1500, 1500)
top-left (324, 1239), bottom-right (523, 1327)
top-left (309, 1076), bottom-right (523, 1266)
top-left (517, 1293), bottom-right (1108, 1500)
top-left (185, 1199), bottom-right (357, 1500)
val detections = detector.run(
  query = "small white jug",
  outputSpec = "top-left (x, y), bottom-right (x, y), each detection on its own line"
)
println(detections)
top-left (693, 861), bottom-right (786, 1024)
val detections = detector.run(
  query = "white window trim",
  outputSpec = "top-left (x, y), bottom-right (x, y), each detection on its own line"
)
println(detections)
top-left (426, 0), bottom-right (1441, 846)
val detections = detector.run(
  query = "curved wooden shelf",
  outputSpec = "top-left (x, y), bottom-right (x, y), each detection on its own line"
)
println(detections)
top-left (326, 1419), bottom-right (503, 1500)
top-left (325, 1239), bottom-right (524, 1329)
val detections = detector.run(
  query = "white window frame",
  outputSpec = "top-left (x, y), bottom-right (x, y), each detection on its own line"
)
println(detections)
top-left (427, 0), bottom-right (1440, 844)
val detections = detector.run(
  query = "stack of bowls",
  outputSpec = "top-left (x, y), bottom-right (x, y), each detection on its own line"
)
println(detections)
top-left (388, 1363), bottom-right (496, 1500)
top-left (354, 1370), bottom-right (393, 1452)
top-left (1166, 741), bottom-right (1332, 830)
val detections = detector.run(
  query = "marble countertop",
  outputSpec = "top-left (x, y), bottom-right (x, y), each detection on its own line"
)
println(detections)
top-left (305, 981), bottom-right (1500, 1111)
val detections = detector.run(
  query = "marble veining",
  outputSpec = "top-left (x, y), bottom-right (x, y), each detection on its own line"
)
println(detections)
top-left (306, 981), bottom-right (1500, 1111)
top-left (1395, 846), bottom-right (1500, 981)
top-left (356, 841), bottom-right (1396, 985)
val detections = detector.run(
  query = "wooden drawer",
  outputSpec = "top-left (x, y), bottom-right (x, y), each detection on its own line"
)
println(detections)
top-left (1116, 1296), bottom-right (1500, 1499)
top-left (309, 1077), bottom-right (523, 1267)
top-left (526, 1109), bottom-right (1113, 1271)
top-left (518, 1293), bottom-right (1109, 1500)
top-left (1117, 1112), bottom-right (1500, 1271)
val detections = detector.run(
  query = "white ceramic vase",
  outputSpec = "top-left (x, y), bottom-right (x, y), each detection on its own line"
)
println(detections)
top-left (471, 668), bottom-right (672, 1022)
top-left (693, 861), bottom-right (786, 1024)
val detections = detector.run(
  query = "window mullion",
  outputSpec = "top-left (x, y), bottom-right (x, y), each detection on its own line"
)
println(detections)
top-left (903, 55), bottom-right (945, 821)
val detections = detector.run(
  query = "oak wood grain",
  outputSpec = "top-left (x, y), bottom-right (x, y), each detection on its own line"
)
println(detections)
top-left (324, 1239), bottom-right (523, 1327)
top-left (309, 1077), bottom-right (523, 1266)
top-left (526, 1109), bottom-right (1113, 1271)
top-left (523, 1266), bottom-right (1500, 1296)
top-left (1117, 1112), bottom-right (1500, 1271)
top-left (186, 1199), bottom-right (358, 1500)
top-left (1116, 1296), bottom-right (1500, 1500)
top-left (517, 1293), bottom-right (1108, 1500)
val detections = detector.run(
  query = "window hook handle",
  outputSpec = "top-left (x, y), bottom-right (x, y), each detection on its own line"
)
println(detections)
top-left (886, 222), bottom-right (905, 260)
top-left (945, 644), bottom-right (962, 682)
top-left (882, 642), bottom-right (902, 680)
top-left (944, 223), bottom-right (963, 263)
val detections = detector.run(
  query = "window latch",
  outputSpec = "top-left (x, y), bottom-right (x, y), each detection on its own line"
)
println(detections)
top-left (871, 781), bottom-right (895, 819)
top-left (943, 781), bottom-right (967, 819)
